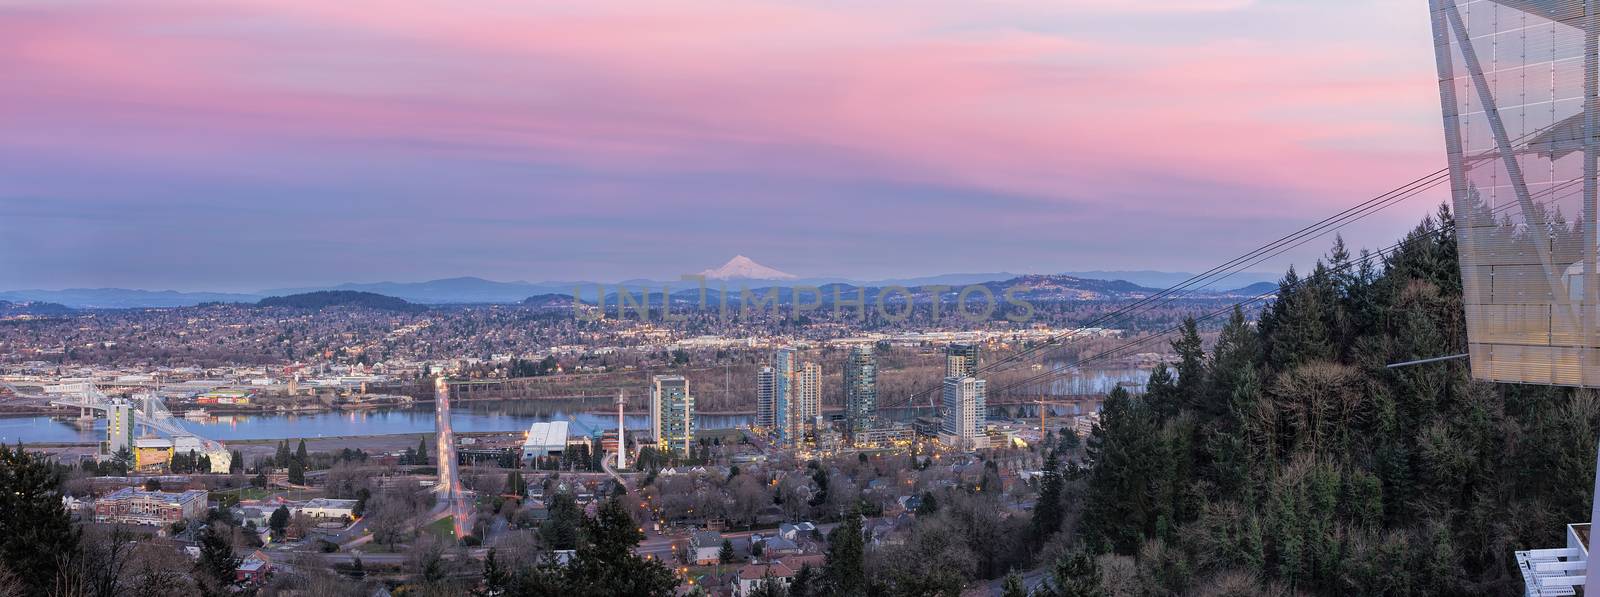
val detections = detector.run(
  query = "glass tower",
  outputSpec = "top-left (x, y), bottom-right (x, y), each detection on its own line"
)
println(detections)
top-left (844, 345), bottom-right (878, 437)
top-left (650, 375), bottom-right (694, 457)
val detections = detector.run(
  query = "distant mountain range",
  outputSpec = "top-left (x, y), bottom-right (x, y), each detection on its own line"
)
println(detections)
top-left (1061, 271), bottom-right (1280, 290)
top-left (0, 288), bottom-right (264, 309)
top-left (2, 264), bottom-right (1283, 309)
top-left (546, 274), bottom-right (1272, 310)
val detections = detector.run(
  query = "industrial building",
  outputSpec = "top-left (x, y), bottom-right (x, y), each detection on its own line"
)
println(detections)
top-left (521, 421), bottom-right (570, 460)
top-left (133, 437), bottom-right (174, 470)
top-left (296, 498), bottom-right (359, 520)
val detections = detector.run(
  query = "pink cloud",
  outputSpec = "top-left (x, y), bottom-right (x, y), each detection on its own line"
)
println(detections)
top-left (0, 0), bottom-right (1442, 221)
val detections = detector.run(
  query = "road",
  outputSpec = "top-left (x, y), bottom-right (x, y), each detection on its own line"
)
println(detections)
top-left (600, 451), bottom-right (630, 489)
top-left (434, 376), bottom-right (470, 538)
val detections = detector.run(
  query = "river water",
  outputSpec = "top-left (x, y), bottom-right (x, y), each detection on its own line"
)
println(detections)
top-left (0, 367), bottom-right (1151, 445)
top-left (0, 400), bottom-right (753, 445)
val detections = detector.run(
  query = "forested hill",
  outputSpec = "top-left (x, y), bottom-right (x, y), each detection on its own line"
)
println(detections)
top-left (1055, 204), bottom-right (1598, 595)
top-left (256, 291), bottom-right (426, 313)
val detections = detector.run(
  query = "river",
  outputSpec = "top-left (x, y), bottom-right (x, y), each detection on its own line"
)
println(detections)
top-left (0, 366), bottom-right (1151, 445)
top-left (0, 400), bottom-right (752, 445)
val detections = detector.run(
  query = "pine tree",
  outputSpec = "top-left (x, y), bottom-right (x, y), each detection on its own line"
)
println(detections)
top-left (1084, 387), bottom-right (1163, 554)
top-left (418, 438), bottom-right (430, 465)
top-left (0, 444), bottom-right (78, 594)
top-left (288, 458), bottom-right (305, 485)
top-left (790, 564), bottom-right (816, 597)
top-left (1144, 364), bottom-right (1179, 420)
top-left (1044, 549), bottom-right (1103, 597)
top-left (1001, 572), bottom-right (1028, 597)
top-left (915, 491), bottom-right (938, 516)
top-left (194, 523), bottom-right (240, 593)
top-left (275, 440), bottom-right (291, 468)
top-left (1030, 451), bottom-right (1065, 546)
top-left (823, 511), bottom-right (865, 596)
top-left (561, 498), bottom-right (677, 596)
top-left (476, 548), bottom-right (509, 597)
top-left (1172, 317), bottom-right (1206, 410)
top-left (295, 438), bottom-right (308, 466)
top-left (269, 505), bottom-right (290, 539)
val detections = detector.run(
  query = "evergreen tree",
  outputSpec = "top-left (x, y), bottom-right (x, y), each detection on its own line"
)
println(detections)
top-left (1042, 549), bottom-right (1103, 597)
top-left (1144, 364), bottom-right (1179, 420)
top-left (559, 498), bottom-right (677, 596)
top-left (720, 539), bottom-right (736, 564)
top-left (0, 444), bottom-right (78, 594)
top-left (295, 438), bottom-right (308, 466)
top-left (541, 493), bottom-right (582, 550)
top-left (790, 564), bottom-right (816, 597)
top-left (288, 458), bottom-right (305, 485)
top-left (507, 470), bottom-right (525, 497)
top-left (823, 511), bottom-right (865, 596)
top-left (276, 440), bottom-right (291, 468)
top-left (194, 524), bottom-right (240, 594)
top-left (1001, 572), bottom-right (1028, 597)
top-left (1083, 387), bottom-right (1164, 554)
top-left (269, 505), bottom-right (290, 539)
top-left (418, 438), bottom-right (430, 465)
top-left (1172, 317), bottom-right (1206, 410)
top-left (477, 548), bottom-right (510, 597)
top-left (915, 491), bottom-right (938, 516)
top-left (1030, 451), bottom-right (1065, 546)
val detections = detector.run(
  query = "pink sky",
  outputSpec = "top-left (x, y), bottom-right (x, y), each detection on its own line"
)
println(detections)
top-left (0, 0), bottom-right (1448, 290)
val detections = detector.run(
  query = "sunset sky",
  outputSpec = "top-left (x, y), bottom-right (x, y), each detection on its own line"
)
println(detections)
top-left (0, 0), bottom-right (1446, 291)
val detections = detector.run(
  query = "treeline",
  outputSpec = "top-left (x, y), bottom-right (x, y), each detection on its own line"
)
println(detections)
top-left (1041, 206), bottom-right (1600, 595)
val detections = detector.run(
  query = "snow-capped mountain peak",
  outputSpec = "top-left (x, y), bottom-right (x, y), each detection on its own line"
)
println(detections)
top-left (697, 255), bottom-right (798, 280)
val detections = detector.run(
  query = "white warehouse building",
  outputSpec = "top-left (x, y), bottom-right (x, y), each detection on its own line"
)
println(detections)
top-left (522, 421), bottom-right (570, 460)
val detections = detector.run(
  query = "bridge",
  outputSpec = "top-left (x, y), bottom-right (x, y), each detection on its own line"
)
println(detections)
top-left (45, 383), bottom-right (231, 472)
top-left (433, 376), bottom-right (471, 539)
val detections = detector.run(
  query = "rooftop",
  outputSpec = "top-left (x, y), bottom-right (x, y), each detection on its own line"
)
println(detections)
top-left (524, 421), bottom-right (570, 450)
top-left (100, 487), bottom-right (208, 505)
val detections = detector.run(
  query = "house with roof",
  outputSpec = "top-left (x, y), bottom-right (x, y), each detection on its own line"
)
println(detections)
top-left (733, 561), bottom-right (794, 597)
top-left (778, 522), bottom-right (815, 542)
top-left (755, 536), bottom-right (800, 557)
top-left (691, 530), bottom-right (724, 565)
top-left (236, 550), bottom-right (272, 585)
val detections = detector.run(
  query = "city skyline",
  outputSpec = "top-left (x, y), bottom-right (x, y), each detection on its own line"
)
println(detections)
top-left (1, 0), bottom-right (1444, 291)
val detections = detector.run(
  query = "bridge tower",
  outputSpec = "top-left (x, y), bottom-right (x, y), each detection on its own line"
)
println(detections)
top-left (615, 389), bottom-right (626, 470)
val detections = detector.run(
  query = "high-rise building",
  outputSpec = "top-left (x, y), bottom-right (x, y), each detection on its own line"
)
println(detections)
top-left (756, 366), bottom-right (776, 431)
top-left (650, 375), bottom-right (695, 457)
top-left (773, 348), bottom-right (798, 445)
top-left (940, 376), bottom-right (989, 451)
top-left (946, 343), bottom-right (980, 379)
top-left (844, 345), bottom-right (878, 438)
top-left (107, 402), bottom-right (133, 455)
top-left (795, 362), bottom-right (822, 443)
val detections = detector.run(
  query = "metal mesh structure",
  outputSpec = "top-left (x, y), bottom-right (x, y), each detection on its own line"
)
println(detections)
top-left (1432, 0), bottom-right (1600, 386)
